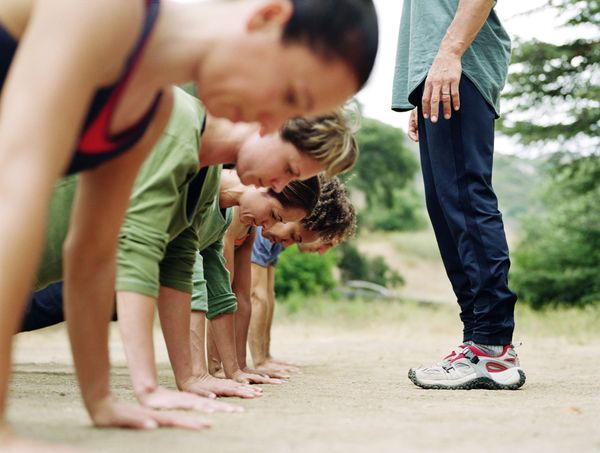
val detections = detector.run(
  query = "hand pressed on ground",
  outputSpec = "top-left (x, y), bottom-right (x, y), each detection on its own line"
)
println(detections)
top-left (181, 374), bottom-right (262, 399)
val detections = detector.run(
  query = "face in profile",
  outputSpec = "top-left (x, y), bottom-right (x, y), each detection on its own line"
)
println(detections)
top-left (297, 237), bottom-right (338, 255)
top-left (195, 4), bottom-right (358, 135)
top-left (237, 188), bottom-right (307, 230)
top-left (235, 133), bottom-right (323, 192)
top-left (262, 221), bottom-right (320, 248)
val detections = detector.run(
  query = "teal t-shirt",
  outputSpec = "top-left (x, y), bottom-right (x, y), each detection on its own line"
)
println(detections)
top-left (35, 87), bottom-right (220, 298)
top-left (391, 0), bottom-right (511, 116)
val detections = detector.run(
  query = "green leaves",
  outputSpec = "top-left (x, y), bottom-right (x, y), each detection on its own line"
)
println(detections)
top-left (499, 1), bottom-right (599, 151)
top-left (512, 155), bottom-right (600, 307)
top-left (345, 118), bottom-right (424, 231)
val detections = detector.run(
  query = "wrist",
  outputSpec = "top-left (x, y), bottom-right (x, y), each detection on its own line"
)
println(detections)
top-left (438, 33), bottom-right (465, 59)
top-left (132, 381), bottom-right (158, 400)
top-left (174, 370), bottom-right (193, 391)
top-left (222, 358), bottom-right (240, 378)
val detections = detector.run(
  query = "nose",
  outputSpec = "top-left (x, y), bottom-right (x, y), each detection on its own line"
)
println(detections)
top-left (270, 178), bottom-right (289, 193)
top-left (258, 112), bottom-right (289, 137)
top-left (262, 218), bottom-right (276, 230)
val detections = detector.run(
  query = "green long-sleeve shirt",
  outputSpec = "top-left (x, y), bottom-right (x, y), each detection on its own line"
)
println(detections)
top-left (392, 0), bottom-right (511, 117)
top-left (35, 87), bottom-right (220, 297)
top-left (191, 206), bottom-right (237, 320)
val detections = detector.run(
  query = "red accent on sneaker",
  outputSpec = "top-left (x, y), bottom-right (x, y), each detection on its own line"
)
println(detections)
top-left (486, 362), bottom-right (509, 373)
top-left (442, 345), bottom-right (464, 361)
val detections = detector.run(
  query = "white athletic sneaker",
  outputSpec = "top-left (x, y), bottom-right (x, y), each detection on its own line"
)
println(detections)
top-left (408, 344), bottom-right (526, 390)
top-left (408, 343), bottom-right (466, 376)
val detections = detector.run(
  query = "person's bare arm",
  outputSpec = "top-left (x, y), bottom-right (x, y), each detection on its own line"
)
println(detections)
top-left (422, 0), bottom-right (494, 122)
top-left (204, 214), bottom-right (239, 374)
top-left (0, 1), bottom-right (136, 428)
top-left (209, 312), bottom-right (284, 385)
top-left (248, 264), bottom-right (270, 367)
top-left (232, 230), bottom-right (254, 369)
top-left (156, 286), bottom-right (248, 409)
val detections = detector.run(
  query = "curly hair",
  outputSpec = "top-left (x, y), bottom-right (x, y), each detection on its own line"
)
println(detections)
top-left (301, 177), bottom-right (356, 243)
top-left (268, 176), bottom-right (321, 216)
top-left (280, 102), bottom-right (361, 178)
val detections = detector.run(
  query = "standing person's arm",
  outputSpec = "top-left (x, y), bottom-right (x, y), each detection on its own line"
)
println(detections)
top-left (421, 0), bottom-right (494, 122)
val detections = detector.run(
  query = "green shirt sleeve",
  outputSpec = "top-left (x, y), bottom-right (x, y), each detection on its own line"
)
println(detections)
top-left (159, 226), bottom-right (199, 294)
top-left (191, 252), bottom-right (208, 313)
top-left (116, 135), bottom-right (197, 298)
top-left (201, 239), bottom-right (237, 320)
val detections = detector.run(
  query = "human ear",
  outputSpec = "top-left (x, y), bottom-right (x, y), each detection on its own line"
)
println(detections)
top-left (246, 0), bottom-right (293, 32)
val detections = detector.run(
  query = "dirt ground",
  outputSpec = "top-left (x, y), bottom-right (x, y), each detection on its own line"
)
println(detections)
top-left (9, 310), bottom-right (600, 453)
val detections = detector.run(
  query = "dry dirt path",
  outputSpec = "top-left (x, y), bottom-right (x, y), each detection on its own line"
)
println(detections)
top-left (9, 316), bottom-right (600, 453)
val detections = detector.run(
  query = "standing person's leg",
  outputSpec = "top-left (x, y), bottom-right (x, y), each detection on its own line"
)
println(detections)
top-left (410, 76), bottom-right (522, 389)
top-left (248, 264), bottom-right (270, 367)
top-left (417, 112), bottom-right (476, 343)
top-left (422, 76), bottom-right (516, 346)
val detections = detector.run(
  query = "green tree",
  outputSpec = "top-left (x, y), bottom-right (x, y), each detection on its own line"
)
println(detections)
top-left (499, 0), bottom-right (599, 149)
top-left (512, 156), bottom-right (600, 307)
top-left (500, 1), bottom-right (600, 307)
top-left (346, 118), bottom-right (424, 231)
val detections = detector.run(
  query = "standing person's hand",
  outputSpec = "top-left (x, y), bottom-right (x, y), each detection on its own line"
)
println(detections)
top-left (422, 52), bottom-right (462, 123)
top-left (408, 109), bottom-right (419, 142)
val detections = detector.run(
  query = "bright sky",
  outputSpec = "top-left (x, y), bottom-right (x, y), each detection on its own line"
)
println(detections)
top-left (356, 0), bottom-right (577, 135)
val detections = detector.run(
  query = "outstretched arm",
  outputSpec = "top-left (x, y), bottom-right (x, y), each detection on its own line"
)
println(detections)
top-left (0, 0), bottom-right (137, 426)
top-left (422, 0), bottom-right (494, 122)
top-left (156, 287), bottom-right (248, 409)
top-left (203, 241), bottom-right (283, 385)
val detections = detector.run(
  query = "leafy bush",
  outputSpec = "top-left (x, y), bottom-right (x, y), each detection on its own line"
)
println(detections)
top-left (512, 156), bottom-right (600, 308)
top-left (274, 246), bottom-right (337, 299)
top-left (337, 242), bottom-right (404, 288)
top-left (370, 187), bottom-right (425, 231)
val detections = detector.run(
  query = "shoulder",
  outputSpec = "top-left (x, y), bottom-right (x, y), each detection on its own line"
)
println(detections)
top-left (31, 0), bottom-right (145, 83)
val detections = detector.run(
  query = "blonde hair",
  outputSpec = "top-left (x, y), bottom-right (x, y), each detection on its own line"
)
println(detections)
top-left (280, 102), bottom-right (361, 178)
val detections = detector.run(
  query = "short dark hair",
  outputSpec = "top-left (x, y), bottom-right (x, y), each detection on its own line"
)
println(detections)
top-left (283, 0), bottom-right (379, 89)
top-left (268, 176), bottom-right (321, 216)
top-left (301, 177), bottom-right (357, 242)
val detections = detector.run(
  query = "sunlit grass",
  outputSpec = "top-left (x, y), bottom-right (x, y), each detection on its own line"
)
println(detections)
top-left (275, 295), bottom-right (600, 342)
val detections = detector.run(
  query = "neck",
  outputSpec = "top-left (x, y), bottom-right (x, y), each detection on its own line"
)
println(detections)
top-left (137, 0), bottom-right (254, 87)
top-left (199, 116), bottom-right (258, 167)
top-left (219, 170), bottom-right (246, 209)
